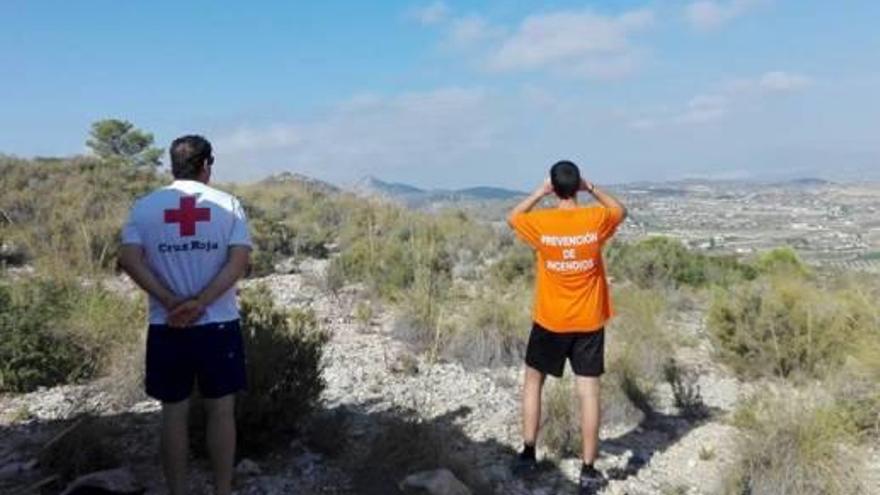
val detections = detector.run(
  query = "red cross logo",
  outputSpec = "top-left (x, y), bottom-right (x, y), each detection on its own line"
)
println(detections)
top-left (164, 196), bottom-right (211, 237)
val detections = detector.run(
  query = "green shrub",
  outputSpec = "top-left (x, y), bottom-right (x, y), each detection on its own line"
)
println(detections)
top-left (754, 246), bottom-right (809, 277)
top-left (607, 237), bottom-right (756, 288)
top-left (708, 275), bottom-right (877, 379)
top-left (236, 284), bottom-right (329, 453)
top-left (0, 277), bottom-right (145, 394)
top-left (489, 243), bottom-right (534, 285)
top-left (0, 280), bottom-right (91, 392)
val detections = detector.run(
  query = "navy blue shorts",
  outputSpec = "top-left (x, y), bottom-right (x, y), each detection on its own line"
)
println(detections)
top-left (525, 322), bottom-right (605, 378)
top-left (145, 319), bottom-right (247, 403)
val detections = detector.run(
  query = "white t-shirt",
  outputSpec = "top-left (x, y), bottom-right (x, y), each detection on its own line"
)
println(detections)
top-left (121, 180), bottom-right (252, 325)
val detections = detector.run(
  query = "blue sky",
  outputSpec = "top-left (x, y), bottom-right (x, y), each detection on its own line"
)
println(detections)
top-left (2, 1), bottom-right (878, 188)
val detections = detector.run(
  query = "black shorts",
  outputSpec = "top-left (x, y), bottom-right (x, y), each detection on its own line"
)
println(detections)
top-left (525, 322), bottom-right (605, 378)
top-left (145, 319), bottom-right (247, 403)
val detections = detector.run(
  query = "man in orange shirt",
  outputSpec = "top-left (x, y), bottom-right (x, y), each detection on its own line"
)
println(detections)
top-left (507, 160), bottom-right (626, 494)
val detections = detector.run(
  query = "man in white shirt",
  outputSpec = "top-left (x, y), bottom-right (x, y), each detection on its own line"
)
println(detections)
top-left (119, 135), bottom-right (251, 495)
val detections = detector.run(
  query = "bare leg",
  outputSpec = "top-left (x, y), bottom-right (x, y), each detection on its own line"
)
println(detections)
top-left (522, 365), bottom-right (547, 447)
top-left (161, 400), bottom-right (190, 495)
top-left (575, 376), bottom-right (601, 464)
top-left (204, 395), bottom-right (236, 495)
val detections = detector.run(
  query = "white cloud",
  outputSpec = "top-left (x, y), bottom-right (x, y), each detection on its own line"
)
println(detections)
top-left (483, 8), bottom-right (654, 79)
top-left (445, 15), bottom-right (501, 48)
top-left (628, 117), bottom-right (658, 130)
top-left (724, 71), bottom-right (812, 94)
top-left (630, 70), bottom-right (811, 130)
top-left (219, 125), bottom-right (302, 152)
top-left (759, 71), bottom-right (811, 92)
top-left (407, 1), bottom-right (450, 25)
top-left (214, 87), bottom-right (509, 183)
top-left (676, 94), bottom-right (728, 124)
top-left (685, 0), bottom-right (765, 31)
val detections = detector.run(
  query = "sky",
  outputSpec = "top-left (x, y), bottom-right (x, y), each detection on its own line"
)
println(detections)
top-left (1, 0), bottom-right (879, 189)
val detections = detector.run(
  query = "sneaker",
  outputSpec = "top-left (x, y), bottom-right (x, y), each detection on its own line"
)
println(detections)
top-left (578, 465), bottom-right (607, 495)
top-left (511, 450), bottom-right (538, 477)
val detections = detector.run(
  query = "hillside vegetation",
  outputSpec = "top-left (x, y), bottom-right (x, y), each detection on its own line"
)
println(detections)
top-left (1, 123), bottom-right (877, 494)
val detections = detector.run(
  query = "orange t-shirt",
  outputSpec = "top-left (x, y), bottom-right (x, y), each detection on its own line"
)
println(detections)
top-left (510, 206), bottom-right (624, 333)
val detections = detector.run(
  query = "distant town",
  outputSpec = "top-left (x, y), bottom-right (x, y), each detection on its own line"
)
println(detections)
top-left (353, 175), bottom-right (880, 273)
top-left (615, 179), bottom-right (880, 272)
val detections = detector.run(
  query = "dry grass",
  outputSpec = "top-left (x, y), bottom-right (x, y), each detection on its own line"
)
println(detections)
top-left (540, 373), bottom-right (581, 458)
top-left (725, 390), bottom-right (867, 495)
top-left (710, 273), bottom-right (880, 380)
top-left (442, 283), bottom-right (531, 368)
top-left (606, 286), bottom-right (675, 411)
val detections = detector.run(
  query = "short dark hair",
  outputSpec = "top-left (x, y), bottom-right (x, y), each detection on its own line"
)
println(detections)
top-left (170, 135), bottom-right (213, 180)
top-left (550, 160), bottom-right (581, 199)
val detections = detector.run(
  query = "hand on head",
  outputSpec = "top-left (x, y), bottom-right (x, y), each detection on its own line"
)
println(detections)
top-left (579, 178), bottom-right (595, 193)
top-left (537, 178), bottom-right (554, 197)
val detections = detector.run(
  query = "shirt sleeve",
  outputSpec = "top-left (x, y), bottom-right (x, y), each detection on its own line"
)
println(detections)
top-left (509, 212), bottom-right (541, 249)
top-left (598, 206), bottom-right (625, 242)
top-left (120, 203), bottom-right (143, 245)
top-left (229, 198), bottom-right (253, 247)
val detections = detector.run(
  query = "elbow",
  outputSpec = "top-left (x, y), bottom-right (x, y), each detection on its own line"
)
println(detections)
top-left (238, 261), bottom-right (251, 280)
top-left (507, 211), bottom-right (520, 228)
top-left (117, 250), bottom-right (136, 274)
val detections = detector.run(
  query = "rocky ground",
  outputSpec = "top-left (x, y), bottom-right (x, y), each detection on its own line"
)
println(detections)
top-left (1, 261), bottom-right (876, 494)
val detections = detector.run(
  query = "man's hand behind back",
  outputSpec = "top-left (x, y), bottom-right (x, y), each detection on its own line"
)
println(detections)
top-left (168, 299), bottom-right (206, 328)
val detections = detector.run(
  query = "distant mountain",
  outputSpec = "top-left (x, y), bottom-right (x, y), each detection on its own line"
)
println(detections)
top-left (453, 186), bottom-right (526, 201)
top-left (784, 177), bottom-right (833, 187)
top-left (261, 172), bottom-right (340, 195)
top-left (354, 176), bottom-right (426, 197)
top-left (353, 176), bottom-right (525, 207)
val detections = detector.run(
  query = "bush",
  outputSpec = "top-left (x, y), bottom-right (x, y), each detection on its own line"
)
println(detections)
top-left (663, 359), bottom-right (709, 419)
top-left (754, 246), bottom-right (809, 277)
top-left (0, 277), bottom-right (145, 395)
top-left (236, 284), bottom-right (329, 453)
top-left (541, 374), bottom-right (580, 458)
top-left (442, 284), bottom-right (531, 368)
top-left (605, 287), bottom-right (674, 410)
top-left (607, 237), bottom-right (756, 289)
top-left (0, 156), bottom-right (163, 275)
top-left (489, 243), bottom-right (534, 285)
top-left (726, 392), bottom-right (866, 495)
top-left (708, 275), bottom-right (877, 380)
top-left (0, 280), bottom-right (91, 392)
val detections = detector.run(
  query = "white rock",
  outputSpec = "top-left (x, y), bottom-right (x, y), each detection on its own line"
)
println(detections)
top-left (400, 468), bottom-right (472, 495)
top-left (236, 458), bottom-right (261, 476)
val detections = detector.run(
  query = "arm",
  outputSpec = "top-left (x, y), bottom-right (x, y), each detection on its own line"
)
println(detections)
top-left (507, 179), bottom-right (552, 226)
top-left (118, 245), bottom-right (180, 310)
top-left (168, 246), bottom-right (251, 327)
top-left (581, 179), bottom-right (628, 221)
